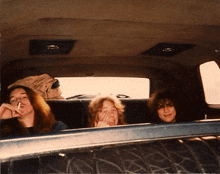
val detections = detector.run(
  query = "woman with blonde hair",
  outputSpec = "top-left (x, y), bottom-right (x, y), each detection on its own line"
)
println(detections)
top-left (0, 85), bottom-right (68, 138)
top-left (88, 95), bottom-right (126, 127)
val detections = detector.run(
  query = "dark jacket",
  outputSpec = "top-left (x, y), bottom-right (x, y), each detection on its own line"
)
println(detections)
top-left (0, 119), bottom-right (68, 139)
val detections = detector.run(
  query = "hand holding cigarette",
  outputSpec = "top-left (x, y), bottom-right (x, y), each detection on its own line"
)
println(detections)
top-left (0, 103), bottom-right (22, 120)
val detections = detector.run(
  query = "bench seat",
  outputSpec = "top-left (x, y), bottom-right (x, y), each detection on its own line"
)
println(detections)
top-left (47, 99), bottom-right (151, 129)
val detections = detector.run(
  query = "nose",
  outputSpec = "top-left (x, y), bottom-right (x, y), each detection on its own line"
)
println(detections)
top-left (108, 111), bottom-right (114, 116)
top-left (108, 112), bottom-right (115, 121)
top-left (14, 100), bottom-right (20, 106)
top-left (13, 98), bottom-right (20, 103)
top-left (164, 106), bottom-right (170, 112)
top-left (17, 100), bottom-right (21, 104)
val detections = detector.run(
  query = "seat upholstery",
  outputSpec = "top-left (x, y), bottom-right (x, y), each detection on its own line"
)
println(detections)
top-left (47, 100), bottom-right (87, 129)
top-left (47, 99), bottom-right (151, 129)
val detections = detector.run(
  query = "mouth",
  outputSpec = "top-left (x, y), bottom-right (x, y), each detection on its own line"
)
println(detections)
top-left (108, 121), bottom-right (115, 126)
top-left (164, 114), bottom-right (172, 117)
top-left (19, 105), bottom-right (25, 111)
top-left (20, 105), bottom-right (24, 108)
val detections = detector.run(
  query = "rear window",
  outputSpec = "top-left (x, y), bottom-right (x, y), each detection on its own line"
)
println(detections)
top-left (56, 77), bottom-right (150, 99)
top-left (200, 61), bottom-right (220, 105)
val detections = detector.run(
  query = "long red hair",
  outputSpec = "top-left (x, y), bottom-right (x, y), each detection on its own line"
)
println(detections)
top-left (7, 85), bottom-right (55, 133)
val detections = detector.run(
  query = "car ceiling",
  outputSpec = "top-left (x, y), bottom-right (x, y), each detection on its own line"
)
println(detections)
top-left (1, 0), bottom-right (220, 85)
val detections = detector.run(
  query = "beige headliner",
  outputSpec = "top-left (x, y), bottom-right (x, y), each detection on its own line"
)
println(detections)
top-left (1, 0), bottom-right (220, 80)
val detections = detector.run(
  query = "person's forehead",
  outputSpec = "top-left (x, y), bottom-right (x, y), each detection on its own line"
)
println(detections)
top-left (158, 98), bottom-right (172, 104)
top-left (10, 88), bottom-right (27, 97)
top-left (102, 100), bottom-right (115, 107)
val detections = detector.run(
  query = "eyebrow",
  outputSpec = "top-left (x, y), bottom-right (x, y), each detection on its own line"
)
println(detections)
top-left (9, 92), bottom-right (27, 99)
top-left (101, 107), bottom-right (108, 109)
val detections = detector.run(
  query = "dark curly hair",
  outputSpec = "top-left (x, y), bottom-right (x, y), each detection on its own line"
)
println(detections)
top-left (147, 89), bottom-right (182, 123)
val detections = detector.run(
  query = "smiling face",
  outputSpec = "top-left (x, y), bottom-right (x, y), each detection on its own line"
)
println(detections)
top-left (97, 100), bottom-right (118, 126)
top-left (9, 88), bottom-right (35, 117)
top-left (157, 99), bottom-right (176, 123)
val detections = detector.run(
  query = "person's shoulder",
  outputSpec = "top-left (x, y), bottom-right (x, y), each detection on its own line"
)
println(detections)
top-left (0, 118), bottom-right (20, 138)
top-left (52, 121), bottom-right (68, 131)
top-left (0, 118), bottom-right (18, 127)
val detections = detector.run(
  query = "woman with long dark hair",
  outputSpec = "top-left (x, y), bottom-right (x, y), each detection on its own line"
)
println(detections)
top-left (0, 85), bottom-right (68, 138)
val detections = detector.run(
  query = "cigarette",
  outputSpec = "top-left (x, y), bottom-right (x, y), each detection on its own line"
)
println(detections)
top-left (17, 101), bottom-right (21, 109)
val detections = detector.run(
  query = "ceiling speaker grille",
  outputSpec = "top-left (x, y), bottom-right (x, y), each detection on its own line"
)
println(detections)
top-left (29, 40), bottom-right (77, 55)
top-left (141, 43), bottom-right (196, 57)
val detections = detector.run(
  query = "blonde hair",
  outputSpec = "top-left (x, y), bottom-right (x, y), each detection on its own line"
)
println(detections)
top-left (88, 95), bottom-right (126, 127)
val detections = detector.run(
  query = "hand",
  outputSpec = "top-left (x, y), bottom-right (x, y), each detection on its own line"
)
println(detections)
top-left (0, 103), bottom-right (22, 120)
top-left (94, 113), bottom-right (110, 127)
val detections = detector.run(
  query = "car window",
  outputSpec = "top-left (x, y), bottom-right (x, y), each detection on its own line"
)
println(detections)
top-left (200, 61), bottom-right (220, 105)
top-left (56, 77), bottom-right (150, 99)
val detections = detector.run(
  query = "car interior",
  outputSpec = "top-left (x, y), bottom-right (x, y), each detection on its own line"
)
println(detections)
top-left (1, 1), bottom-right (220, 173)
top-left (1, 0), bottom-right (220, 129)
